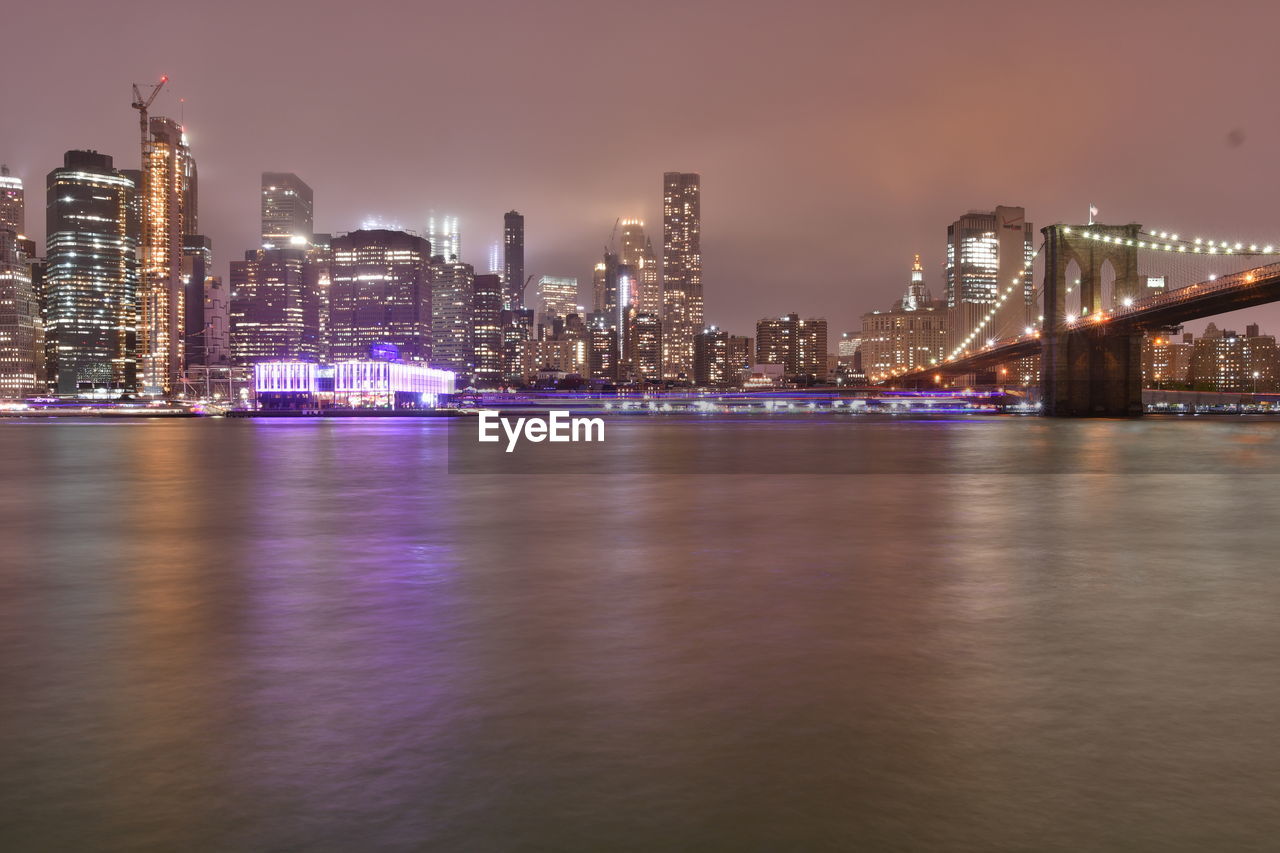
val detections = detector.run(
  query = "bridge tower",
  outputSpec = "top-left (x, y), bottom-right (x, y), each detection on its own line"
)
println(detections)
top-left (1041, 223), bottom-right (1145, 416)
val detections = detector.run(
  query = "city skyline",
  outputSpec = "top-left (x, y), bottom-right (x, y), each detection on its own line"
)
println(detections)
top-left (3, 1), bottom-right (1278, 338)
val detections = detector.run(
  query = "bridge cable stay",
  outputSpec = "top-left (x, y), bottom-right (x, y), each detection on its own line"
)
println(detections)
top-left (938, 240), bottom-right (1047, 365)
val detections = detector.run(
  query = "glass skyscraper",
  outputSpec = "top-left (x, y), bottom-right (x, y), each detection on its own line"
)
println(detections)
top-left (662, 172), bottom-right (701, 381)
top-left (44, 150), bottom-right (137, 393)
top-left (944, 206), bottom-right (1033, 355)
top-left (329, 229), bottom-right (433, 363)
top-left (261, 172), bottom-right (314, 248)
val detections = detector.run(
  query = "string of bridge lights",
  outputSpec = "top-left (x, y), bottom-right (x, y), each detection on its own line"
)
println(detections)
top-left (939, 254), bottom-right (1043, 365)
top-left (1065, 226), bottom-right (1280, 256)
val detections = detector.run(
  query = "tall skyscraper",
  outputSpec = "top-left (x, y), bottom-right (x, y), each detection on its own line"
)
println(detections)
top-left (588, 320), bottom-right (619, 382)
top-left (487, 241), bottom-right (502, 277)
top-left (503, 210), bottom-right (525, 308)
top-left (261, 173), bottom-right (314, 248)
top-left (430, 257), bottom-right (475, 377)
top-left (329, 229), bottom-right (432, 362)
top-left (471, 273), bottom-right (503, 387)
top-left (229, 247), bottom-right (323, 363)
top-left (618, 219), bottom-right (661, 316)
top-left (0, 229), bottom-right (40, 397)
top-left (139, 116), bottom-right (197, 393)
top-left (307, 232), bottom-right (333, 359)
top-left (501, 308), bottom-right (534, 382)
top-left (0, 165), bottom-right (23, 234)
top-left (944, 206), bottom-right (1033, 355)
top-left (661, 172), bottom-right (701, 380)
top-left (45, 151), bottom-right (137, 393)
top-left (591, 261), bottom-right (608, 315)
top-left (427, 214), bottom-right (461, 261)
top-left (181, 234), bottom-right (214, 369)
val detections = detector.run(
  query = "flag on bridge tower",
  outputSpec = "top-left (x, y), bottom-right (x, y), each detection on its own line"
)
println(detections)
top-left (1088, 204), bottom-right (1099, 225)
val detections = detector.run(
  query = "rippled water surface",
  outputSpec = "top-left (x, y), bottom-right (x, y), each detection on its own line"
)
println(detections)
top-left (2, 416), bottom-right (1279, 851)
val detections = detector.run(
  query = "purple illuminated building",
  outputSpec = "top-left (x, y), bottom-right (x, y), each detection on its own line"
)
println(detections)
top-left (254, 359), bottom-right (455, 410)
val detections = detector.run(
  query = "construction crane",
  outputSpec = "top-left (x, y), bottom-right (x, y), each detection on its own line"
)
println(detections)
top-left (605, 217), bottom-right (620, 255)
top-left (520, 274), bottom-right (536, 307)
top-left (131, 76), bottom-right (167, 161)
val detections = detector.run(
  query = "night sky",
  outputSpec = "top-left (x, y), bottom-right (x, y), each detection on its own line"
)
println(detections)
top-left (4, 0), bottom-right (1278, 336)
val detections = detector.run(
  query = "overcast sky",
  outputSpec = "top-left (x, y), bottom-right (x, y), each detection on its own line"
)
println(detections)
top-left (4, 0), bottom-right (1278, 335)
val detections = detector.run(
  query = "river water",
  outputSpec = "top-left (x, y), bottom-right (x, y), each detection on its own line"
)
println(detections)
top-left (2, 415), bottom-right (1279, 851)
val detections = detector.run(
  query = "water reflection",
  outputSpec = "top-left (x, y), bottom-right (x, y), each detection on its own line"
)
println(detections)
top-left (2, 418), bottom-right (1279, 850)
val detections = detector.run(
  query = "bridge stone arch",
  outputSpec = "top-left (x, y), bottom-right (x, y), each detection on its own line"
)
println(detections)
top-left (1042, 223), bottom-right (1142, 327)
top-left (1040, 222), bottom-right (1145, 416)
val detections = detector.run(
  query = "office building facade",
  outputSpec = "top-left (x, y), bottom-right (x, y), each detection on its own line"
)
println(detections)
top-left (261, 172), bottom-right (314, 248)
top-left (45, 151), bottom-right (138, 393)
top-left (230, 247), bottom-right (323, 364)
top-left (329, 229), bottom-right (433, 362)
top-left (944, 206), bottom-right (1033, 355)
top-left (138, 117), bottom-right (197, 393)
top-left (503, 210), bottom-right (524, 308)
top-left (430, 258), bottom-right (475, 377)
top-left (662, 172), bottom-right (701, 380)
top-left (755, 314), bottom-right (828, 381)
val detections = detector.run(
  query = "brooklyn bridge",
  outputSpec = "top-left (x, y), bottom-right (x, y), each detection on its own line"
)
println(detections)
top-left (883, 223), bottom-right (1280, 416)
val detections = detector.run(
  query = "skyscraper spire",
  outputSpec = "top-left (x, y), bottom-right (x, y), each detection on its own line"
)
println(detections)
top-left (903, 253), bottom-right (932, 310)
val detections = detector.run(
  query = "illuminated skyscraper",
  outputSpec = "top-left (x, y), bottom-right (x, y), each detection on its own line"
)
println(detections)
top-left (503, 210), bottom-right (524, 308)
top-left (329, 229), bottom-right (432, 362)
top-left (624, 310), bottom-right (663, 383)
top-left (618, 219), bottom-right (661, 316)
top-left (307, 233), bottom-right (333, 358)
top-left (139, 117), bottom-right (197, 393)
top-left (501, 308), bottom-right (534, 382)
top-left (229, 247), bottom-right (323, 363)
top-left (430, 258), bottom-right (475, 377)
top-left (0, 165), bottom-right (23, 234)
top-left (427, 214), bottom-right (461, 261)
top-left (536, 276), bottom-right (578, 329)
top-left (181, 235), bottom-right (215, 369)
top-left (471, 273), bottom-right (503, 387)
top-left (261, 172), bottom-right (314, 248)
top-left (662, 172), bottom-right (701, 380)
top-left (44, 151), bottom-right (137, 393)
top-left (487, 241), bottom-right (502, 277)
top-left (588, 320), bottom-right (619, 382)
top-left (903, 254), bottom-right (933, 311)
top-left (0, 229), bottom-right (40, 397)
top-left (693, 327), bottom-right (730, 387)
top-left (591, 261), bottom-right (608, 315)
top-left (944, 206), bottom-right (1032, 354)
